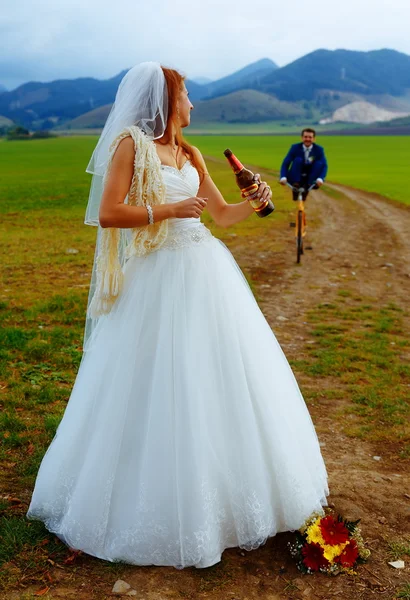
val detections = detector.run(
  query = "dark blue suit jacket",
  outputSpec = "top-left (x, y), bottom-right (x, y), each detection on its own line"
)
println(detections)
top-left (280, 143), bottom-right (328, 182)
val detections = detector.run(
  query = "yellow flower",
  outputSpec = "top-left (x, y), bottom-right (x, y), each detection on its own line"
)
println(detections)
top-left (306, 519), bottom-right (324, 545)
top-left (323, 541), bottom-right (348, 562)
top-left (300, 511), bottom-right (324, 535)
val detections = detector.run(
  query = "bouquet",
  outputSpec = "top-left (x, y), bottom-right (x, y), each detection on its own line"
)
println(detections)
top-left (288, 510), bottom-right (370, 575)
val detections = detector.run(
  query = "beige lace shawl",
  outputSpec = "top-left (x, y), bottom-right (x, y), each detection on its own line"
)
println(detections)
top-left (88, 126), bottom-right (168, 318)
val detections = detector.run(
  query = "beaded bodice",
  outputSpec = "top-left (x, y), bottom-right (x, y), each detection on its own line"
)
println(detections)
top-left (159, 161), bottom-right (213, 250)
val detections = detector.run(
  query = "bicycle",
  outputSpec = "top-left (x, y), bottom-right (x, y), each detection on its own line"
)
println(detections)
top-left (285, 181), bottom-right (317, 264)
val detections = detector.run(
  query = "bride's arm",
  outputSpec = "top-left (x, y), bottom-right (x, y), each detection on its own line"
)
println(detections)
top-left (99, 138), bottom-right (206, 228)
top-left (193, 147), bottom-right (272, 228)
top-left (99, 138), bottom-right (175, 228)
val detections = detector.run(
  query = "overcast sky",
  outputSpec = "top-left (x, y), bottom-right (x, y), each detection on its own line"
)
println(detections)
top-left (1, 0), bottom-right (410, 91)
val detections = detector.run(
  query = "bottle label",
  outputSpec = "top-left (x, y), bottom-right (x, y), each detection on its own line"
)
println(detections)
top-left (249, 198), bottom-right (270, 211)
top-left (241, 183), bottom-right (259, 197)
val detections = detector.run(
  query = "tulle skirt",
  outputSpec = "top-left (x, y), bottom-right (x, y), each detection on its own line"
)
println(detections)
top-left (26, 225), bottom-right (328, 569)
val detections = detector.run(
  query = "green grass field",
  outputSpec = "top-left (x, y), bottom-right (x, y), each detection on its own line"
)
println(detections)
top-left (184, 121), bottom-right (362, 135)
top-left (187, 134), bottom-right (410, 205)
top-left (3, 133), bottom-right (409, 205)
top-left (3, 134), bottom-right (408, 204)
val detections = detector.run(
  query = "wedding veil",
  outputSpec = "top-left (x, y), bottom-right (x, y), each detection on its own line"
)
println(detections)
top-left (83, 62), bottom-right (168, 351)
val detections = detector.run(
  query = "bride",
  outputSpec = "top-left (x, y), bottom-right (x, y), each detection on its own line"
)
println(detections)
top-left (26, 62), bottom-right (328, 569)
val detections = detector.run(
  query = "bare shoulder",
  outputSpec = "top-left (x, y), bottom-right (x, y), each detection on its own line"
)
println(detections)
top-left (112, 136), bottom-right (135, 166)
top-left (191, 145), bottom-right (204, 160)
top-left (191, 145), bottom-right (208, 172)
top-left (117, 136), bottom-right (135, 154)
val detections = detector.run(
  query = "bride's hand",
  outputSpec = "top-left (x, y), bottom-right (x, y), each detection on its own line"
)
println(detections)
top-left (252, 173), bottom-right (272, 203)
top-left (173, 197), bottom-right (207, 218)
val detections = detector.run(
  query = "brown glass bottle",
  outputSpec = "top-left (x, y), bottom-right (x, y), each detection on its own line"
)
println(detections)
top-left (223, 149), bottom-right (274, 217)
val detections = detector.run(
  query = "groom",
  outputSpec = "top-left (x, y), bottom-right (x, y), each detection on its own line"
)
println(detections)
top-left (279, 128), bottom-right (328, 200)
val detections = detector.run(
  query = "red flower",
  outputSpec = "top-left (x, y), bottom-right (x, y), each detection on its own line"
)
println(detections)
top-left (335, 540), bottom-right (359, 568)
top-left (302, 542), bottom-right (330, 571)
top-left (319, 515), bottom-right (349, 546)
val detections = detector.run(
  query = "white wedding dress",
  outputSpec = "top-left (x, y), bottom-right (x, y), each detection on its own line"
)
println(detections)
top-left (26, 161), bottom-right (328, 569)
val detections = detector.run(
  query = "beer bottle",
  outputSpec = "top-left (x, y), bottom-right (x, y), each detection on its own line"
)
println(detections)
top-left (223, 149), bottom-right (274, 217)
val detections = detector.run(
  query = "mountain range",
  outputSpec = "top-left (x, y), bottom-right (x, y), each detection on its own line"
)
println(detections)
top-left (186, 58), bottom-right (278, 100)
top-left (1, 49), bottom-right (410, 130)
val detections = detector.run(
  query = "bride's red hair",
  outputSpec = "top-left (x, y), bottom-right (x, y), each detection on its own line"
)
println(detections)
top-left (160, 67), bottom-right (205, 180)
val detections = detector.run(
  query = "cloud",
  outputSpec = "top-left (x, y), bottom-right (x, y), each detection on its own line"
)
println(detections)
top-left (1, 0), bottom-right (409, 90)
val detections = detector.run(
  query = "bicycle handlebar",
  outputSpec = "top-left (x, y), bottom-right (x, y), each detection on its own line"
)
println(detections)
top-left (284, 181), bottom-right (318, 193)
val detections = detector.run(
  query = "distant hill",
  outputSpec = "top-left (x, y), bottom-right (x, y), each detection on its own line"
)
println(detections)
top-left (321, 100), bottom-right (410, 124)
top-left (376, 114), bottom-right (410, 127)
top-left (191, 77), bottom-right (213, 85)
top-left (367, 93), bottom-right (410, 112)
top-left (65, 89), bottom-right (306, 129)
top-left (197, 58), bottom-right (278, 100)
top-left (0, 70), bottom-right (127, 130)
top-left (185, 79), bottom-right (206, 102)
top-left (0, 84), bottom-right (7, 95)
top-left (63, 104), bottom-right (112, 129)
top-left (191, 89), bottom-right (305, 124)
top-left (186, 59), bottom-right (278, 102)
top-left (0, 114), bottom-right (13, 127)
top-left (257, 49), bottom-right (410, 101)
top-left (0, 58), bottom-right (279, 129)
